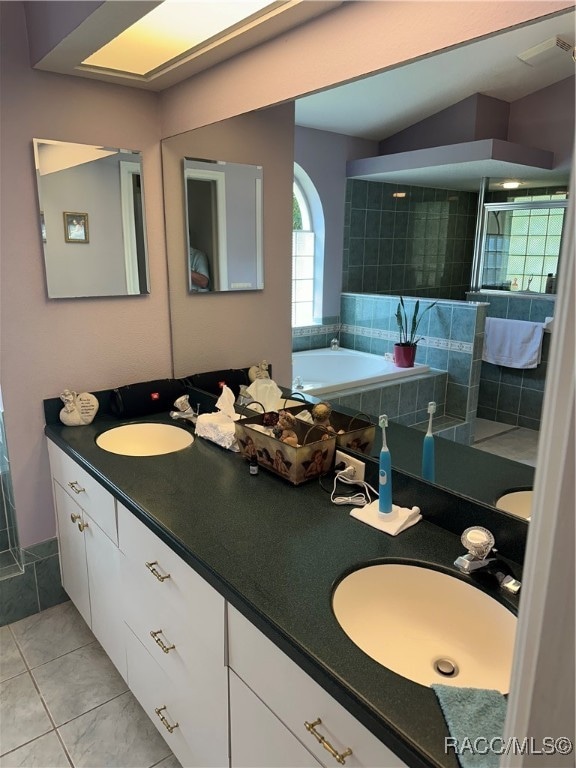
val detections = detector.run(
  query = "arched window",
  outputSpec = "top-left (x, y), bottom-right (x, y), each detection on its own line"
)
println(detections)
top-left (292, 165), bottom-right (324, 327)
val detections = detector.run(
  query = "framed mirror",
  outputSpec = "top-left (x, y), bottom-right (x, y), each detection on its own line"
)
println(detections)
top-left (33, 138), bottom-right (150, 298)
top-left (184, 158), bottom-right (263, 293)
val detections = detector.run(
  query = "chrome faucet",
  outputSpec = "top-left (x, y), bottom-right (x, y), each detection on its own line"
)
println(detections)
top-left (454, 527), bottom-right (521, 594)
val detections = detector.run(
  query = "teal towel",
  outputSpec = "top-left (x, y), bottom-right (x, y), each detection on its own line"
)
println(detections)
top-left (432, 684), bottom-right (507, 768)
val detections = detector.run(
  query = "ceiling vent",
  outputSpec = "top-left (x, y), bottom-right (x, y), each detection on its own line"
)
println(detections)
top-left (517, 36), bottom-right (574, 67)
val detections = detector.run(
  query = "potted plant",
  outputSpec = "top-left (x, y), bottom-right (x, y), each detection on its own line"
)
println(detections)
top-left (394, 297), bottom-right (437, 367)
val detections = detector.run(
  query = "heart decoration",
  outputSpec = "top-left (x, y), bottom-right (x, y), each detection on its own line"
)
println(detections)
top-left (59, 390), bottom-right (99, 426)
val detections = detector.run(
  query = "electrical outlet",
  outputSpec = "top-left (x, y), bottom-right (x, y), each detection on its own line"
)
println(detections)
top-left (335, 450), bottom-right (365, 482)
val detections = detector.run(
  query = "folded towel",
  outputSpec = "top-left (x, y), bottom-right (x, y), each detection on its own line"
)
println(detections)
top-left (350, 500), bottom-right (421, 535)
top-left (432, 684), bottom-right (507, 768)
top-left (483, 317), bottom-right (544, 369)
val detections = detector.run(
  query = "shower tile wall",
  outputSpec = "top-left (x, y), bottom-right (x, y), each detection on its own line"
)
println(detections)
top-left (0, 404), bottom-right (21, 579)
top-left (0, 538), bottom-right (67, 626)
top-left (342, 180), bottom-right (478, 299)
top-left (468, 291), bottom-right (555, 429)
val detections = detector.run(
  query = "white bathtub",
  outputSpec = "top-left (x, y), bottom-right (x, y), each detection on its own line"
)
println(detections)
top-left (292, 348), bottom-right (430, 396)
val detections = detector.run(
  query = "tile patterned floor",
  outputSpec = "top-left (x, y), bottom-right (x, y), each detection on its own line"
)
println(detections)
top-left (473, 419), bottom-right (539, 467)
top-left (0, 602), bottom-right (182, 768)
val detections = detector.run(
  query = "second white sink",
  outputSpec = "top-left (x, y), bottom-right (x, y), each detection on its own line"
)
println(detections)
top-left (496, 491), bottom-right (532, 520)
top-left (332, 563), bottom-right (516, 692)
top-left (96, 423), bottom-right (193, 456)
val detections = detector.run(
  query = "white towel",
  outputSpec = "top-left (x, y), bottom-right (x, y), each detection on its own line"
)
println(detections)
top-left (350, 501), bottom-right (422, 536)
top-left (483, 317), bottom-right (544, 369)
top-left (195, 385), bottom-right (240, 451)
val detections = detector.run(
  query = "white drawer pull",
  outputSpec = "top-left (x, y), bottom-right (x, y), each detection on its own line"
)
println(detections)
top-left (155, 706), bottom-right (179, 733)
top-left (145, 561), bottom-right (171, 582)
top-left (150, 629), bottom-right (175, 654)
top-left (68, 481), bottom-right (85, 495)
top-left (304, 718), bottom-right (352, 765)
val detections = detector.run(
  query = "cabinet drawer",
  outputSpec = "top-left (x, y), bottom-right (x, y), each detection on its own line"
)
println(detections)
top-left (228, 606), bottom-right (407, 768)
top-left (48, 441), bottom-right (117, 543)
top-left (125, 623), bottom-right (228, 768)
top-left (230, 670), bottom-right (322, 768)
top-left (122, 550), bottom-right (224, 681)
top-left (118, 503), bottom-right (225, 664)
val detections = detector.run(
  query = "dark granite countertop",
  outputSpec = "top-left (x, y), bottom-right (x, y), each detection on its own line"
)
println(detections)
top-left (44, 408), bottom-right (523, 768)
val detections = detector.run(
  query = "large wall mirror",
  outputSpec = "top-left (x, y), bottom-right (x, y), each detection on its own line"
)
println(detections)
top-left (184, 158), bottom-right (263, 293)
top-left (33, 138), bottom-right (150, 298)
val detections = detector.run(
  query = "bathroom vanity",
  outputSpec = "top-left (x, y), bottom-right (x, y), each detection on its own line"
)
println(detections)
top-left (44, 404), bottom-right (524, 768)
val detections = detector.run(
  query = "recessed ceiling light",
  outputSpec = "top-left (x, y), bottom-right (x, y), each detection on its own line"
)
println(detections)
top-left (392, 191), bottom-right (407, 198)
top-left (501, 181), bottom-right (522, 189)
top-left (82, 0), bottom-right (281, 76)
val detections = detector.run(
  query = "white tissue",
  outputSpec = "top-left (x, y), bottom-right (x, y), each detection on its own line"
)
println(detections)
top-left (246, 378), bottom-right (283, 412)
top-left (350, 501), bottom-right (422, 536)
top-left (295, 409), bottom-right (314, 424)
top-left (195, 385), bottom-right (240, 451)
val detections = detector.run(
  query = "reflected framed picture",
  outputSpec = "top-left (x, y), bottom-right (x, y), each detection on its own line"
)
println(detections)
top-left (63, 212), bottom-right (89, 243)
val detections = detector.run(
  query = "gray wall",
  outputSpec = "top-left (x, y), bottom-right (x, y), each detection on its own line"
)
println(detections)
top-left (40, 156), bottom-right (128, 297)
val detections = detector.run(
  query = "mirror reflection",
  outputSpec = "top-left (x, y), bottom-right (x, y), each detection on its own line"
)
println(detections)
top-left (33, 138), bottom-right (149, 299)
top-left (478, 199), bottom-right (568, 293)
top-left (184, 158), bottom-right (263, 293)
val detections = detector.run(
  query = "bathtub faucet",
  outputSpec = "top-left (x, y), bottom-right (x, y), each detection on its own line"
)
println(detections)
top-left (330, 338), bottom-right (340, 351)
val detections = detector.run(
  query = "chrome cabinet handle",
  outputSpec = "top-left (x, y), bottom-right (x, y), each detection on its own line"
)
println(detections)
top-left (145, 561), bottom-right (171, 582)
top-left (70, 512), bottom-right (81, 524)
top-left (77, 520), bottom-right (89, 532)
top-left (150, 629), bottom-right (175, 654)
top-left (68, 481), bottom-right (85, 495)
top-left (155, 706), bottom-right (179, 733)
top-left (304, 718), bottom-right (352, 765)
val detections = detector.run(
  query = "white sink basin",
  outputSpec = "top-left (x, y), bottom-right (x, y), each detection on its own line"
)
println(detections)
top-left (496, 491), bottom-right (532, 520)
top-left (96, 423), bottom-right (193, 456)
top-left (332, 563), bottom-right (516, 692)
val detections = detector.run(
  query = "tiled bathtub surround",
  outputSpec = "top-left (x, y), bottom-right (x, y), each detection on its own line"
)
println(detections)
top-left (342, 179), bottom-right (478, 299)
top-left (292, 316), bottom-right (341, 351)
top-left (468, 291), bottom-right (555, 429)
top-left (339, 293), bottom-right (487, 443)
top-left (0, 538), bottom-right (67, 627)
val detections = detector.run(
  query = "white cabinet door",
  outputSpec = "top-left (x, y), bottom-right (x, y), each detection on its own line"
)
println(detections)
top-left (53, 480), bottom-right (91, 626)
top-left (84, 513), bottom-right (126, 679)
top-left (230, 670), bottom-right (322, 768)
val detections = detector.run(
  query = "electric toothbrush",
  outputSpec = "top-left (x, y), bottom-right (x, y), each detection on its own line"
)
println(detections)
top-left (422, 401), bottom-right (436, 482)
top-left (378, 414), bottom-right (393, 514)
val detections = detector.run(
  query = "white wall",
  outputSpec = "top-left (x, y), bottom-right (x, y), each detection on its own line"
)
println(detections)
top-left (41, 158), bottom-right (128, 297)
top-left (294, 127), bottom-right (377, 318)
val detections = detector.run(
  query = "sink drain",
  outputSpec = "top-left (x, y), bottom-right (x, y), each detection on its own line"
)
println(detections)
top-left (433, 658), bottom-right (459, 678)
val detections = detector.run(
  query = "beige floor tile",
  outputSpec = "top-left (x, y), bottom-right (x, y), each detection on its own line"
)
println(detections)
top-left (0, 672), bottom-right (52, 756)
top-left (0, 731), bottom-right (70, 768)
top-left (10, 602), bottom-right (94, 669)
top-left (0, 627), bottom-right (26, 683)
top-left (58, 691), bottom-right (170, 768)
top-left (32, 642), bottom-right (128, 726)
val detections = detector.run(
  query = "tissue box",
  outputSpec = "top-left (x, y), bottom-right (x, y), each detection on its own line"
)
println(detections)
top-left (288, 406), bottom-right (376, 455)
top-left (235, 414), bottom-right (336, 485)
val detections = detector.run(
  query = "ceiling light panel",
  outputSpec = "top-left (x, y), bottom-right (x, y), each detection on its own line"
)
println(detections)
top-left (82, 0), bottom-right (279, 76)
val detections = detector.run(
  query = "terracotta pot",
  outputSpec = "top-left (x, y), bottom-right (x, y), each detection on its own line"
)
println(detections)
top-left (394, 343), bottom-right (417, 368)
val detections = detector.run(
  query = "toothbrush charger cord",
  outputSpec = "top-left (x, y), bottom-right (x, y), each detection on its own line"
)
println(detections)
top-left (320, 466), bottom-right (379, 507)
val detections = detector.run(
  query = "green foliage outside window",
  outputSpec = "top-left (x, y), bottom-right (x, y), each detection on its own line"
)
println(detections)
top-left (293, 195), bottom-right (302, 230)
